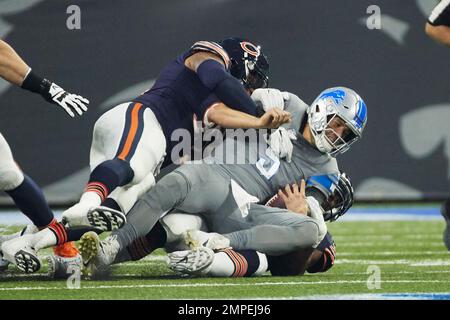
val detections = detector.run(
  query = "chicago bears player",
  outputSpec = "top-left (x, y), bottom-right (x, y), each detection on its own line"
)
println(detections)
top-left (425, 0), bottom-right (450, 47)
top-left (71, 86), bottom-right (367, 276)
top-left (1, 38), bottom-right (292, 273)
top-left (0, 39), bottom-right (88, 273)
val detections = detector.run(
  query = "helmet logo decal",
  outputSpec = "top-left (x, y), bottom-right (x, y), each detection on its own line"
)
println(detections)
top-left (319, 89), bottom-right (346, 104)
top-left (240, 41), bottom-right (260, 57)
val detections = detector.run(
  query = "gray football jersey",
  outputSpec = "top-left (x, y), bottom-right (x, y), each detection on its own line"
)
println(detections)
top-left (207, 92), bottom-right (340, 202)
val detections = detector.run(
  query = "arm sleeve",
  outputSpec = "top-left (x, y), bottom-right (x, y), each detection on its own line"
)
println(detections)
top-left (428, 0), bottom-right (450, 26)
top-left (194, 93), bottom-right (221, 128)
top-left (196, 59), bottom-right (258, 116)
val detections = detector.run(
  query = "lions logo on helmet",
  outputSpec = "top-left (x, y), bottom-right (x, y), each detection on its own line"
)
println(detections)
top-left (307, 87), bottom-right (368, 156)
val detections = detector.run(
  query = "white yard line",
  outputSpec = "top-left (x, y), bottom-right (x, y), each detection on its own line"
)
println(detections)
top-left (0, 279), bottom-right (450, 291)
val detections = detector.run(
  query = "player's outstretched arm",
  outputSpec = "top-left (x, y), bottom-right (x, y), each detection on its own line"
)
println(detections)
top-left (207, 102), bottom-right (291, 129)
top-left (185, 52), bottom-right (258, 116)
top-left (425, 23), bottom-right (450, 47)
top-left (0, 39), bottom-right (89, 117)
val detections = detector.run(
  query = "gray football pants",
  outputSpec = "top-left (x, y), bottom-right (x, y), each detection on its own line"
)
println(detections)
top-left (113, 164), bottom-right (319, 256)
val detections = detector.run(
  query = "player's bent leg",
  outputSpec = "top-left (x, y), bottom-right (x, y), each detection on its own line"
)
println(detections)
top-left (78, 231), bottom-right (120, 278)
top-left (63, 106), bottom-right (166, 231)
top-left (219, 205), bottom-right (321, 256)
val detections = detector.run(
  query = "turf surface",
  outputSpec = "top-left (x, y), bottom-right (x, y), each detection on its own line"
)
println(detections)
top-left (0, 218), bottom-right (448, 300)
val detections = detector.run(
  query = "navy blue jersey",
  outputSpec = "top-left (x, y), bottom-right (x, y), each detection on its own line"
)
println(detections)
top-left (133, 41), bottom-right (230, 168)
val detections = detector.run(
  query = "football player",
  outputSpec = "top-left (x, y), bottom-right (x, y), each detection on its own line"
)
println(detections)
top-left (70, 86), bottom-right (367, 277)
top-left (96, 172), bottom-right (353, 279)
top-left (425, 0), bottom-right (450, 47)
top-left (0, 39), bottom-right (88, 272)
top-left (1, 38), bottom-right (292, 273)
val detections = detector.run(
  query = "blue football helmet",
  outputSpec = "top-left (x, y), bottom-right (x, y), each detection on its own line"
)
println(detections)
top-left (307, 87), bottom-right (368, 156)
top-left (218, 37), bottom-right (269, 91)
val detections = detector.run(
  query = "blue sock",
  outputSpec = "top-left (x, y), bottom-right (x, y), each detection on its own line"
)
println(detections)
top-left (6, 175), bottom-right (53, 228)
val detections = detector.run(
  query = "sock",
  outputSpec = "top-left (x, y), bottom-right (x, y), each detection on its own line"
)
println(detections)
top-left (126, 221), bottom-right (167, 261)
top-left (33, 221), bottom-right (67, 251)
top-left (5, 175), bottom-right (53, 228)
top-left (101, 197), bottom-right (122, 211)
top-left (209, 249), bottom-right (267, 277)
top-left (86, 158), bottom-right (134, 202)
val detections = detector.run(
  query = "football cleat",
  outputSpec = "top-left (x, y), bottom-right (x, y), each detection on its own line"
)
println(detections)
top-left (441, 198), bottom-right (450, 251)
top-left (184, 230), bottom-right (230, 250)
top-left (86, 206), bottom-right (127, 232)
top-left (78, 231), bottom-right (119, 278)
top-left (167, 247), bottom-right (214, 275)
top-left (1, 234), bottom-right (40, 273)
top-left (61, 202), bottom-right (94, 228)
top-left (47, 254), bottom-right (82, 279)
top-left (0, 251), bottom-right (10, 272)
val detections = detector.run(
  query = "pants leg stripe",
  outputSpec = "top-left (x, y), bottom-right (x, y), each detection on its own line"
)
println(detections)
top-left (116, 102), bottom-right (145, 162)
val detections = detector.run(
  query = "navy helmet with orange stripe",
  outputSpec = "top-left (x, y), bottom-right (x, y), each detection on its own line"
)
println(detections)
top-left (218, 37), bottom-right (269, 91)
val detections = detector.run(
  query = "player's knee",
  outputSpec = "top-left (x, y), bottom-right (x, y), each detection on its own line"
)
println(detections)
top-left (141, 171), bottom-right (190, 208)
top-left (294, 221), bottom-right (319, 249)
top-left (91, 158), bottom-right (134, 187)
top-left (0, 164), bottom-right (24, 191)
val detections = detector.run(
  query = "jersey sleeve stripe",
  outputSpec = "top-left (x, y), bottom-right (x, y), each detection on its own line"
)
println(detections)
top-left (191, 41), bottom-right (231, 69)
top-left (428, 0), bottom-right (450, 24)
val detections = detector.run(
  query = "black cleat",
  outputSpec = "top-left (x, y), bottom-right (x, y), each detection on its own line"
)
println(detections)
top-left (86, 206), bottom-right (126, 231)
top-left (14, 250), bottom-right (41, 273)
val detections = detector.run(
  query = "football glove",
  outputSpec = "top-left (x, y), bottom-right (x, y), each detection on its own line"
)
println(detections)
top-left (267, 127), bottom-right (297, 162)
top-left (47, 82), bottom-right (89, 117)
top-left (251, 88), bottom-right (289, 112)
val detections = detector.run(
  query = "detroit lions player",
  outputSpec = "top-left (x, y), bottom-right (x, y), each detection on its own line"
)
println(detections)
top-left (88, 171), bottom-right (353, 278)
top-left (0, 39), bottom-right (88, 273)
top-left (70, 86), bottom-right (367, 275)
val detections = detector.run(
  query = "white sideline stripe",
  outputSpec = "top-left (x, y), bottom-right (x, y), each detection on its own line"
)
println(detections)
top-left (337, 251), bottom-right (447, 256)
top-left (336, 259), bottom-right (450, 266)
top-left (334, 235), bottom-right (442, 240)
top-left (338, 242), bottom-right (444, 247)
top-left (1, 279), bottom-right (450, 291)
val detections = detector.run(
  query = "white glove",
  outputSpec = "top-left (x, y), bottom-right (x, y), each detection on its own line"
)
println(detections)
top-left (251, 88), bottom-right (290, 111)
top-left (48, 83), bottom-right (89, 117)
top-left (305, 196), bottom-right (327, 248)
top-left (267, 127), bottom-right (297, 162)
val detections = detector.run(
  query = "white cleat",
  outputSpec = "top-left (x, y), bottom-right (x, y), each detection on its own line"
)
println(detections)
top-left (183, 230), bottom-right (231, 250)
top-left (167, 247), bottom-right (214, 275)
top-left (78, 231), bottom-right (119, 278)
top-left (167, 247), bottom-right (215, 275)
top-left (47, 254), bottom-right (83, 279)
top-left (1, 234), bottom-right (40, 273)
top-left (61, 202), bottom-right (94, 228)
top-left (86, 206), bottom-right (127, 231)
